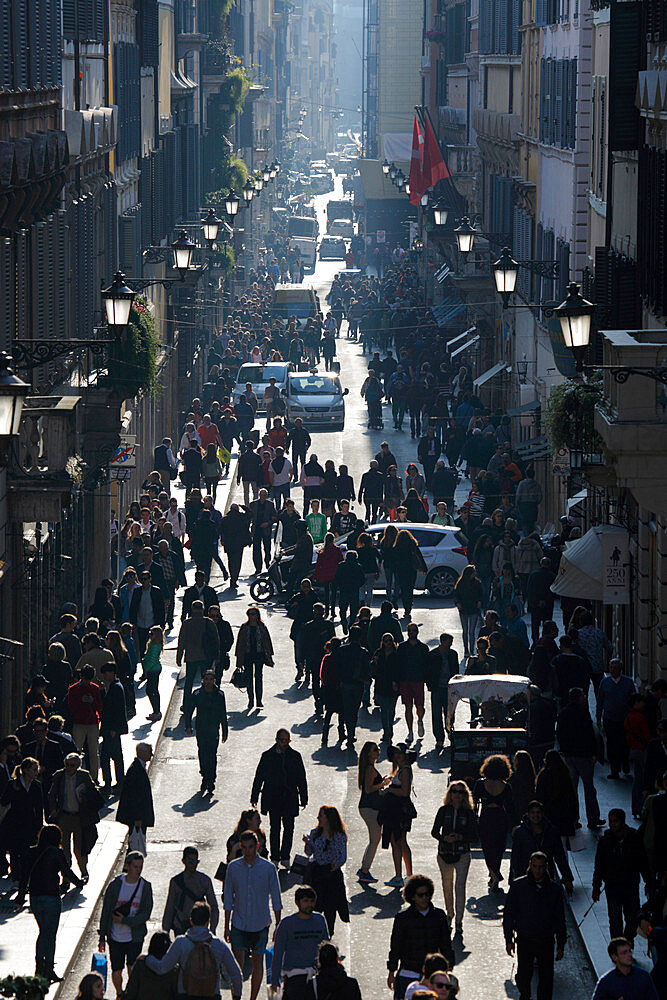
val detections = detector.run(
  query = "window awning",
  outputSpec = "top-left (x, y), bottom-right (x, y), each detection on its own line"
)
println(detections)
top-left (507, 398), bottom-right (541, 417)
top-left (450, 333), bottom-right (480, 358)
top-left (567, 488), bottom-right (588, 515)
top-left (515, 434), bottom-right (550, 460)
top-left (473, 362), bottom-right (510, 388)
top-left (431, 292), bottom-right (465, 328)
top-left (446, 325), bottom-right (476, 349)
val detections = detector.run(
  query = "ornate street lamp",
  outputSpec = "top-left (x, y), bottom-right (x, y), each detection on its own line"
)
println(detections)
top-left (255, 173), bottom-right (264, 192)
top-left (395, 169), bottom-right (405, 191)
top-left (455, 217), bottom-right (476, 254)
top-left (0, 352), bottom-right (29, 455)
top-left (262, 164), bottom-right (271, 183)
top-left (420, 192), bottom-right (430, 208)
top-left (404, 180), bottom-right (411, 196)
top-left (554, 282), bottom-right (595, 371)
top-left (432, 200), bottom-right (448, 227)
top-left (517, 355), bottom-right (528, 384)
top-left (389, 162), bottom-right (397, 181)
top-left (243, 178), bottom-right (255, 203)
top-left (102, 271), bottom-right (136, 329)
top-left (493, 247), bottom-right (520, 306)
top-left (225, 189), bottom-right (241, 220)
top-left (171, 230), bottom-right (196, 275)
top-left (382, 158), bottom-right (390, 175)
top-left (201, 208), bottom-right (222, 247)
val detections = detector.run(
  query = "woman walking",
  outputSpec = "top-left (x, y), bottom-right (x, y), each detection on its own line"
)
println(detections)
top-left (320, 637), bottom-right (345, 747)
top-left (453, 566), bottom-right (483, 657)
top-left (393, 530), bottom-right (427, 620)
top-left (357, 742), bottom-right (390, 884)
top-left (430, 781), bottom-right (479, 936)
top-left (142, 625), bottom-right (164, 721)
top-left (202, 443), bottom-right (222, 501)
top-left (235, 606), bottom-right (274, 710)
top-left (0, 757), bottom-right (44, 880)
top-left (106, 629), bottom-right (136, 719)
top-left (378, 743), bottom-right (416, 888)
top-left (378, 524), bottom-right (400, 606)
top-left (17, 824), bottom-right (83, 980)
top-left (303, 805), bottom-right (349, 934)
top-left (357, 532), bottom-right (381, 607)
top-left (372, 633), bottom-right (401, 742)
top-left (313, 533), bottom-right (343, 617)
top-left (473, 754), bottom-right (514, 892)
top-left (471, 535), bottom-right (494, 610)
top-left (507, 750), bottom-right (536, 823)
top-left (535, 749), bottom-right (578, 841)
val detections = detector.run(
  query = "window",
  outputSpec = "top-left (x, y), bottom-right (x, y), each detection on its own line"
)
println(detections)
top-left (539, 57), bottom-right (577, 148)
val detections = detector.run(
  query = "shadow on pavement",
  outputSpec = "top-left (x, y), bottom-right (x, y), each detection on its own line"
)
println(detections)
top-left (311, 746), bottom-right (355, 771)
top-left (348, 885), bottom-right (401, 920)
top-left (466, 891), bottom-right (505, 921)
top-left (173, 791), bottom-right (220, 816)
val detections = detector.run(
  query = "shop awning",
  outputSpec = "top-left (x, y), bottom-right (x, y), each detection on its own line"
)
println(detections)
top-left (431, 292), bottom-right (465, 328)
top-left (551, 524), bottom-right (629, 603)
top-left (515, 434), bottom-right (550, 459)
top-left (567, 488), bottom-right (588, 515)
top-left (450, 333), bottom-right (480, 358)
top-left (507, 398), bottom-right (541, 417)
top-left (446, 325), bottom-right (476, 349)
top-left (473, 362), bottom-right (511, 388)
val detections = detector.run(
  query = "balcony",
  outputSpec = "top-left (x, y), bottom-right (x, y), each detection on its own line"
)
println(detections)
top-left (445, 144), bottom-right (477, 177)
top-left (472, 107), bottom-right (521, 147)
top-left (594, 329), bottom-right (667, 515)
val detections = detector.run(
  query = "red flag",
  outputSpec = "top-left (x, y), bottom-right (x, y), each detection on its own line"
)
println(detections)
top-left (408, 115), bottom-right (426, 206)
top-left (422, 115), bottom-right (452, 188)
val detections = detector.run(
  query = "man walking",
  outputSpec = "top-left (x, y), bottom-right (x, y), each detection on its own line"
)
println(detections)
top-left (335, 625), bottom-right (372, 749)
top-left (503, 852), bottom-right (566, 1000)
top-left (237, 440), bottom-right (263, 506)
top-left (224, 831), bottom-right (282, 1000)
top-left (177, 600), bottom-right (220, 714)
top-left (287, 418), bottom-right (311, 479)
top-left (592, 808), bottom-right (649, 941)
top-left (48, 751), bottom-right (102, 885)
top-left (129, 570), bottom-right (166, 659)
top-left (184, 668), bottom-right (229, 794)
top-left (592, 937), bottom-right (659, 1000)
top-left (98, 851), bottom-right (153, 997)
top-left (556, 687), bottom-right (605, 829)
top-left (357, 460), bottom-right (384, 523)
top-left (251, 729), bottom-right (308, 867)
top-left (596, 658), bottom-right (635, 779)
top-left (99, 662), bottom-right (127, 794)
top-left (117, 743), bottom-right (154, 838)
top-left (163, 846), bottom-right (220, 937)
top-left (526, 559), bottom-right (556, 645)
top-left (248, 488), bottom-right (277, 574)
top-left (427, 634), bottom-right (459, 751)
top-left (396, 623), bottom-right (431, 742)
top-left (153, 436), bottom-right (178, 489)
top-left (271, 886), bottom-right (329, 1000)
top-left (67, 664), bottom-right (102, 782)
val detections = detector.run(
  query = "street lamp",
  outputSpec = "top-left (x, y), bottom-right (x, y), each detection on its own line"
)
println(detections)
top-left (517, 355), bottom-right (528, 384)
top-left (243, 178), bottom-right (255, 203)
top-left (455, 217), bottom-right (476, 254)
top-left (225, 189), bottom-right (241, 220)
top-left (0, 352), bottom-right (29, 456)
top-left (382, 158), bottom-right (390, 175)
top-left (404, 180), bottom-right (411, 196)
top-left (255, 173), bottom-right (264, 192)
top-left (420, 192), bottom-right (430, 208)
top-left (432, 200), bottom-right (448, 227)
top-left (274, 161), bottom-right (281, 175)
top-left (262, 165), bottom-right (271, 183)
top-left (201, 208), bottom-right (222, 247)
top-left (269, 162), bottom-right (277, 179)
top-left (102, 271), bottom-right (136, 329)
top-left (493, 247), bottom-right (520, 307)
top-left (171, 230), bottom-right (196, 275)
top-left (554, 282), bottom-right (595, 371)
top-left (389, 162), bottom-right (397, 181)
top-left (395, 169), bottom-right (405, 191)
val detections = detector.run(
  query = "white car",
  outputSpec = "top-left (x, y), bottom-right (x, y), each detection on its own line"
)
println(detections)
top-left (327, 219), bottom-right (354, 240)
top-left (285, 372), bottom-right (349, 430)
top-left (233, 362), bottom-right (292, 412)
top-left (341, 523), bottom-right (468, 598)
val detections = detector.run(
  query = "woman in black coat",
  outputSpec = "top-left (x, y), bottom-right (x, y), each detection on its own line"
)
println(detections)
top-left (393, 529), bottom-right (427, 619)
top-left (0, 757), bottom-right (44, 878)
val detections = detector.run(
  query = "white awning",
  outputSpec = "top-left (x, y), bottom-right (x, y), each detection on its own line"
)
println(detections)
top-left (550, 524), bottom-right (628, 602)
top-left (473, 362), bottom-right (510, 388)
top-left (450, 334), bottom-right (480, 358)
top-left (447, 325), bottom-right (476, 349)
top-left (567, 488), bottom-right (588, 515)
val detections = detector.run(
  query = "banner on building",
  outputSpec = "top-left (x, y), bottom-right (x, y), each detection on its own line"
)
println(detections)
top-left (601, 528), bottom-right (630, 605)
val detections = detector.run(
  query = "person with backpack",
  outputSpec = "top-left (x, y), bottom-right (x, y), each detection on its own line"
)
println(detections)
top-left (162, 846), bottom-right (219, 938)
top-left (146, 900), bottom-right (242, 1000)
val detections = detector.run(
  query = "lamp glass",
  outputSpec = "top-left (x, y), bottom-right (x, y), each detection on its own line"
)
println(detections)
top-left (0, 353), bottom-right (29, 437)
top-left (555, 283), bottom-right (594, 349)
top-left (102, 272), bottom-right (135, 326)
top-left (172, 233), bottom-right (194, 272)
top-left (493, 249), bottom-right (519, 294)
top-left (420, 193), bottom-right (429, 208)
top-left (433, 202), bottom-right (448, 227)
top-left (382, 159), bottom-right (390, 175)
top-left (455, 218), bottom-right (475, 254)
top-left (389, 162), bottom-right (397, 180)
top-left (262, 166), bottom-right (271, 182)
top-left (225, 190), bottom-right (240, 217)
top-left (202, 210), bottom-right (221, 244)
top-left (255, 175), bottom-right (264, 191)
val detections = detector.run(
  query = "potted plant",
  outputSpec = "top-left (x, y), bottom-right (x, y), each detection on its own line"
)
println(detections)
top-left (544, 378), bottom-right (604, 453)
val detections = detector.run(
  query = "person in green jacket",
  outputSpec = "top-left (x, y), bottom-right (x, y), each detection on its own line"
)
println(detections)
top-left (143, 625), bottom-right (163, 721)
top-left (306, 499), bottom-right (328, 544)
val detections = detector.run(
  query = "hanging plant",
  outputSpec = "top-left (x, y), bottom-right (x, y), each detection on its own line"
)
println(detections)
top-left (544, 378), bottom-right (604, 451)
top-left (103, 298), bottom-right (159, 398)
top-left (220, 67), bottom-right (250, 116)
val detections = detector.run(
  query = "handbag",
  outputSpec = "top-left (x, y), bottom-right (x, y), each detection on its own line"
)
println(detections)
top-left (290, 854), bottom-right (312, 879)
top-left (214, 861), bottom-right (227, 882)
top-left (169, 466), bottom-right (179, 481)
top-left (231, 664), bottom-right (248, 689)
top-left (113, 877), bottom-right (142, 917)
top-left (128, 827), bottom-right (147, 855)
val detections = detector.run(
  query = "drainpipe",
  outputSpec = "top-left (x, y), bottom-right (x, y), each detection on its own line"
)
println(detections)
top-left (636, 506), bottom-right (650, 684)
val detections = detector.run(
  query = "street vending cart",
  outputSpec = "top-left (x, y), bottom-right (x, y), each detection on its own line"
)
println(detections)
top-left (446, 674), bottom-right (531, 784)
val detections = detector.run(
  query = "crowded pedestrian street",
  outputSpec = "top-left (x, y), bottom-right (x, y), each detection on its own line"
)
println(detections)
top-left (1, 4), bottom-right (666, 1000)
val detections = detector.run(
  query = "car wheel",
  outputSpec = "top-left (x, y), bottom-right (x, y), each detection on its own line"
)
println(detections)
top-left (250, 577), bottom-right (275, 602)
top-left (426, 567), bottom-right (458, 599)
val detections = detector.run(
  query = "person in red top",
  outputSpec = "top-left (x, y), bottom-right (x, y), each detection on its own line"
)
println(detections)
top-left (313, 533), bottom-right (344, 617)
top-left (67, 664), bottom-right (103, 782)
top-left (267, 417), bottom-right (288, 451)
top-left (498, 453), bottom-right (523, 495)
top-left (624, 692), bottom-right (653, 819)
top-left (197, 414), bottom-right (222, 451)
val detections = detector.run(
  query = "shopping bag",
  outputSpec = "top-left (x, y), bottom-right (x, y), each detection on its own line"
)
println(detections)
top-left (218, 446), bottom-right (231, 466)
top-left (231, 664), bottom-right (248, 689)
top-left (91, 951), bottom-right (108, 987)
top-left (128, 826), bottom-right (147, 856)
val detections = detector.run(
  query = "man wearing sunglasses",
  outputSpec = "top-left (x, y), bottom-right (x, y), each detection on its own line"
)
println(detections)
top-left (387, 875), bottom-right (454, 999)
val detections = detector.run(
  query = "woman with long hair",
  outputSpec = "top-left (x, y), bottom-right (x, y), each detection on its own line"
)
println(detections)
top-left (507, 750), bottom-right (536, 823)
top-left (0, 757), bottom-right (43, 880)
top-left (17, 823), bottom-right (83, 980)
top-left (453, 565), bottom-right (483, 657)
top-left (202, 443), bottom-right (222, 500)
top-left (356, 532), bottom-right (381, 608)
top-left (74, 973), bottom-right (105, 1000)
top-left (535, 749), bottom-right (578, 840)
top-left (405, 464), bottom-right (426, 497)
top-left (106, 628), bottom-right (136, 718)
top-left (313, 533), bottom-right (343, 617)
top-left (226, 808), bottom-right (268, 861)
top-left (431, 781), bottom-right (479, 936)
top-left (303, 805), bottom-right (349, 934)
top-left (473, 754), bottom-right (515, 891)
top-left (372, 633), bottom-right (401, 742)
top-left (404, 487), bottom-right (427, 523)
top-left (378, 743), bottom-right (416, 888)
top-left (393, 530), bottom-right (427, 619)
top-left (383, 465), bottom-right (404, 519)
top-left (88, 586), bottom-right (116, 632)
top-left (235, 606), bottom-right (274, 710)
top-left (320, 637), bottom-right (344, 747)
top-left (357, 742), bottom-right (390, 883)
top-left (378, 524), bottom-right (400, 606)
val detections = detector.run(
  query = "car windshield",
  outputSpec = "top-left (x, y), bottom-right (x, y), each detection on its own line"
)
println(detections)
top-left (287, 217), bottom-right (317, 237)
top-left (290, 376), bottom-right (342, 395)
top-left (237, 364), bottom-right (286, 384)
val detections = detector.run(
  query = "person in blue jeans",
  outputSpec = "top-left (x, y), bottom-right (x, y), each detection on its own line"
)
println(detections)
top-left (17, 824), bottom-right (83, 981)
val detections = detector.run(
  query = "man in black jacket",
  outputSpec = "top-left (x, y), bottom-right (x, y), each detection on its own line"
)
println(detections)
top-left (396, 624), bottom-right (431, 743)
top-left (526, 559), bottom-right (556, 644)
top-left (24, 717), bottom-right (65, 803)
top-left (248, 488), bottom-right (278, 574)
top-left (184, 669), bottom-right (229, 794)
top-left (357, 461), bottom-right (384, 523)
top-left (299, 604), bottom-right (336, 713)
top-left (237, 440), bottom-right (263, 506)
top-left (427, 634), bottom-right (459, 751)
top-left (117, 744), bottom-right (154, 846)
top-left (593, 808), bottom-right (650, 941)
top-left (335, 626), bottom-right (372, 749)
top-left (387, 874), bottom-right (454, 997)
top-left (251, 729), bottom-right (308, 866)
top-left (417, 427), bottom-right (442, 488)
top-left (286, 418), bottom-right (311, 479)
top-left (503, 852), bottom-right (566, 1000)
top-left (510, 802), bottom-right (574, 888)
top-left (220, 504), bottom-right (252, 589)
top-left (556, 687), bottom-right (604, 829)
top-left (285, 521), bottom-right (314, 598)
top-left (207, 605), bottom-right (234, 684)
top-left (129, 571), bottom-right (166, 658)
top-left (99, 662), bottom-right (128, 793)
top-left (182, 570), bottom-right (220, 620)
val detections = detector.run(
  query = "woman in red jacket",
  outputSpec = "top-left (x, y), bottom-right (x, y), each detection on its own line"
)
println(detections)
top-left (313, 533), bottom-right (343, 617)
top-left (624, 693), bottom-right (652, 819)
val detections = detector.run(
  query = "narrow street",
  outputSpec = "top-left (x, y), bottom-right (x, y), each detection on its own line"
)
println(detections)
top-left (61, 191), bottom-right (596, 1000)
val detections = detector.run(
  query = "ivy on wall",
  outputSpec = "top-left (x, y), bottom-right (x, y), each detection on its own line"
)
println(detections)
top-left (544, 378), bottom-right (604, 452)
top-left (104, 298), bottom-right (159, 397)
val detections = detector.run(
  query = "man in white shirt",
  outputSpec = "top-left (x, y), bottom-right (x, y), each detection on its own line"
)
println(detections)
top-left (166, 497), bottom-right (186, 539)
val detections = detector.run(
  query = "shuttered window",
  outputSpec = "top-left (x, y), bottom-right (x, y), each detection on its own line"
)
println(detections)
top-left (62, 0), bottom-right (106, 42)
top-left (609, 1), bottom-right (640, 151)
top-left (539, 57), bottom-right (575, 148)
